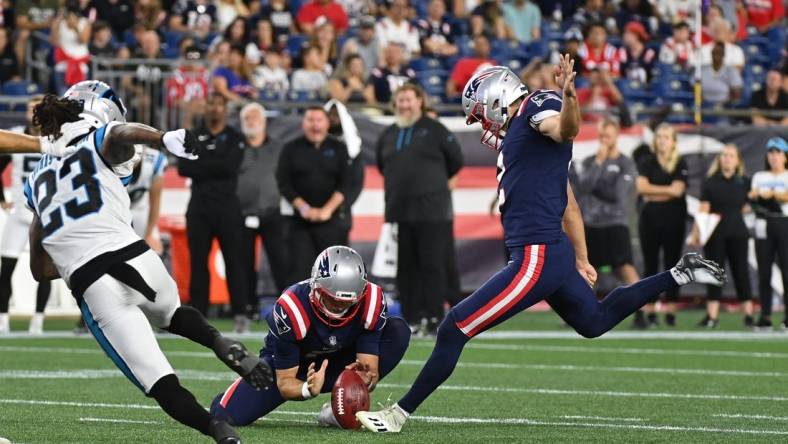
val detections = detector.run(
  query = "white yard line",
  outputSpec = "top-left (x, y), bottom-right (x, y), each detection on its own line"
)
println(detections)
top-left (714, 413), bottom-right (788, 421)
top-left (78, 417), bottom-right (159, 425)
top-left (560, 415), bottom-right (646, 422)
top-left (3, 398), bottom-right (788, 436)
top-left (437, 343), bottom-right (788, 359)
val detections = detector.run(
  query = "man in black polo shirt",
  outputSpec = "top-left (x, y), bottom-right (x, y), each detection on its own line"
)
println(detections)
top-left (276, 106), bottom-right (353, 283)
top-left (178, 93), bottom-right (249, 331)
top-left (376, 83), bottom-right (463, 334)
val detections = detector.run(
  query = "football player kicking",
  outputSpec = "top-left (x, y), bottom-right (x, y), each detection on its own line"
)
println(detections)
top-left (25, 92), bottom-right (273, 443)
top-left (356, 55), bottom-right (726, 432)
top-left (210, 246), bottom-right (411, 428)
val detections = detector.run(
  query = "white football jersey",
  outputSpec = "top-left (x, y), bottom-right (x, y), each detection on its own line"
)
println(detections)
top-left (128, 149), bottom-right (167, 237)
top-left (24, 123), bottom-right (141, 284)
top-left (6, 126), bottom-right (42, 221)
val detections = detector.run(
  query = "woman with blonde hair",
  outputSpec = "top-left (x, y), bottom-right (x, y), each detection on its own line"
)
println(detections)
top-left (690, 145), bottom-right (754, 328)
top-left (636, 123), bottom-right (689, 327)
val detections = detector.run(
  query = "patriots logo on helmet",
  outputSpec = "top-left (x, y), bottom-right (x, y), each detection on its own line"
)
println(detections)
top-left (317, 253), bottom-right (331, 278)
top-left (464, 70), bottom-right (498, 101)
top-left (530, 91), bottom-right (562, 107)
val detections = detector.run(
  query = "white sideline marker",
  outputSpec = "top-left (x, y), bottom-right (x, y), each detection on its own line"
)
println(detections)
top-left (79, 417), bottom-right (159, 425)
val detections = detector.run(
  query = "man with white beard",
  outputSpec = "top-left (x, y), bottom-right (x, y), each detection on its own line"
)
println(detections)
top-left (236, 103), bottom-right (289, 320)
top-left (374, 84), bottom-right (463, 336)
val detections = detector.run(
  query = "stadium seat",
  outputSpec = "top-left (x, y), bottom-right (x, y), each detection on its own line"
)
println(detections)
top-left (416, 70), bottom-right (448, 96)
top-left (1, 80), bottom-right (39, 96)
top-left (288, 90), bottom-right (320, 102)
top-left (409, 57), bottom-right (443, 72)
top-left (287, 35), bottom-right (309, 58)
top-left (259, 89), bottom-right (283, 101)
top-left (740, 39), bottom-right (771, 65)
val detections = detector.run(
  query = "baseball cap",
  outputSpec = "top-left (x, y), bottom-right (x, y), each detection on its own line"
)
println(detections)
top-left (766, 137), bottom-right (788, 152)
top-left (624, 21), bottom-right (649, 41)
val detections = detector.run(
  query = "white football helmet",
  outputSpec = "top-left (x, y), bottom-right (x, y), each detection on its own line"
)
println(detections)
top-left (462, 66), bottom-right (528, 150)
top-left (63, 80), bottom-right (127, 126)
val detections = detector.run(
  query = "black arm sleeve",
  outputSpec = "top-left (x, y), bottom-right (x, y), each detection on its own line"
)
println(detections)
top-left (439, 124), bottom-right (464, 178)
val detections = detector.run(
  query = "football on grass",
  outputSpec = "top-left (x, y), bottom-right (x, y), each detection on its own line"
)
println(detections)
top-left (331, 368), bottom-right (370, 429)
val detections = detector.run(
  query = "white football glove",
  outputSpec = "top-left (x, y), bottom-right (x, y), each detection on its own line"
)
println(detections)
top-left (39, 120), bottom-right (93, 157)
top-left (161, 129), bottom-right (199, 160)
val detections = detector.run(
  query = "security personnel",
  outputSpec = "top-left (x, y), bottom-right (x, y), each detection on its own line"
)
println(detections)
top-left (177, 92), bottom-right (249, 331)
top-left (375, 83), bottom-right (463, 334)
top-left (276, 106), bottom-right (353, 284)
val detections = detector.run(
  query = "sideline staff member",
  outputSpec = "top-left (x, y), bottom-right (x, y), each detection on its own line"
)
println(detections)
top-left (178, 93), bottom-right (249, 329)
top-left (277, 107), bottom-right (353, 283)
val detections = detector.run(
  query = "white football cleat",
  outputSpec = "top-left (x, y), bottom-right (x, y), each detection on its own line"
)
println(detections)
top-left (356, 404), bottom-right (408, 433)
top-left (0, 313), bottom-right (9, 335)
top-left (670, 253), bottom-right (727, 286)
top-left (28, 313), bottom-right (44, 335)
top-left (317, 402), bottom-right (340, 428)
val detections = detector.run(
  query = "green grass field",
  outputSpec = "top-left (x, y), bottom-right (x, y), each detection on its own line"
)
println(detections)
top-left (1, 310), bottom-right (787, 443)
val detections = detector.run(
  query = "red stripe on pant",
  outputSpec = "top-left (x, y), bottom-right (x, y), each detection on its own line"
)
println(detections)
top-left (456, 244), bottom-right (545, 337)
top-left (219, 377), bottom-right (244, 408)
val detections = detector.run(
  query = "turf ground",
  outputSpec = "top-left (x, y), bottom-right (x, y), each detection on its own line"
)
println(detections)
top-left (1, 310), bottom-right (787, 443)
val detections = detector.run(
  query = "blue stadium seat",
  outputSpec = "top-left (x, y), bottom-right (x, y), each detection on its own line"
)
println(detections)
top-left (2, 80), bottom-right (39, 96)
top-left (259, 89), bottom-right (283, 101)
top-left (740, 39), bottom-right (770, 64)
top-left (288, 90), bottom-right (320, 102)
top-left (409, 57), bottom-right (443, 72)
top-left (416, 71), bottom-right (447, 96)
top-left (455, 35), bottom-right (473, 57)
top-left (286, 35), bottom-right (309, 58)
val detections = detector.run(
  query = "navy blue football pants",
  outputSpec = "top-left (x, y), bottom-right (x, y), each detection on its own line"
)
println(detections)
top-left (210, 317), bottom-right (410, 426)
top-left (398, 234), bottom-right (678, 413)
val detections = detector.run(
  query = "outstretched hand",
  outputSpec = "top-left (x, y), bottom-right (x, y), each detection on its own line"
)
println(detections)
top-left (554, 54), bottom-right (577, 98)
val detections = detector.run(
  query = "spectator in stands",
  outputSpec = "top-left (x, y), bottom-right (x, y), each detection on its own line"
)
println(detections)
top-left (178, 92), bottom-right (249, 330)
top-left (701, 17), bottom-right (745, 71)
top-left (169, 0), bottom-right (217, 41)
top-left (690, 145), bottom-right (754, 329)
top-left (0, 28), bottom-right (20, 85)
top-left (216, 0), bottom-right (250, 31)
top-left (572, 0), bottom-right (616, 34)
top-left (654, 0), bottom-right (694, 27)
top-left (614, 0), bottom-right (657, 36)
top-left (236, 102), bottom-right (289, 304)
top-left (658, 21), bottom-right (695, 70)
top-left (376, 0), bottom-right (420, 59)
top-left (577, 118), bottom-right (640, 306)
top-left (135, 0), bottom-right (167, 30)
top-left (445, 35), bottom-right (495, 100)
top-left (502, 0), bottom-right (540, 44)
top-left (253, 0), bottom-right (295, 45)
top-left (212, 44), bottom-right (257, 101)
top-left (93, 0), bottom-right (133, 40)
top-left (277, 107), bottom-right (353, 283)
top-left (291, 45), bottom-right (330, 94)
top-left (417, 0), bottom-right (458, 58)
top-left (750, 137), bottom-right (788, 330)
top-left (369, 42), bottom-right (416, 104)
top-left (742, 0), bottom-right (784, 35)
top-left (224, 16), bottom-right (250, 48)
top-left (376, 83), bottom-right (463, 334)
top-left (751, 68), bottom-right (788, 126)
top-left (548, 27), bottom-right (583, 75)
top-left (310, 20), bottom-right (339, 70)
top-left (578, 21), bottom-right (624, 77)
top-left (297, 0), bottom-right (349, 35)
top-left (636, 123), bottom-right (688, 327)
top-left (14, 0), bottom-right (59, 69)
top-left (576, 67), bottom-right (623, 122)
top-left (245, 19), bottom-right (275, 65)
top-left (329, 53), bottom-right (374, 103)
top-left (470, 0), bottom-right (509, 40)
top-left (620, 21), bottom-right (656, 83)
top-left (89, 20), bottom-right (125, 58)
top-left (336, 0), bottom-right (373, 27)
top-left (51, 0), bottom-right (92, 93)
top-left (341, 15), bottom-right (379, 72)
top-left (251, 48), bottom-right (289, 95)
top-left (166, 45), bottom-right (209, 128)
top-left (701, 41), bottom-right (742, 107)
top-left (208, 39), bottom-right (231, 70)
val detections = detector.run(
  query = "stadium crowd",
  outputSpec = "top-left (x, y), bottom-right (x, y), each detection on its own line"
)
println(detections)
top-left (0, 0), bottom-right (784, 123)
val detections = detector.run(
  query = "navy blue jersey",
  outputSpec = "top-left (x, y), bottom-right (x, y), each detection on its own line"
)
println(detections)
top-left (261, 281), bottom-right (387, 370)
top-left (497, 89), bottom-right (572, 247)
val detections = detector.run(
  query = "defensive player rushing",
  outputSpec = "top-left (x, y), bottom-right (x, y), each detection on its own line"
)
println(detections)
top-left (25, 88), bottom-right (273, 443)
top-left (0, 95), bottom-right (53, 334)
top-left (356, 56), bottom-right (727, 432)
top-left (210, 246), bottom-right (410, 427)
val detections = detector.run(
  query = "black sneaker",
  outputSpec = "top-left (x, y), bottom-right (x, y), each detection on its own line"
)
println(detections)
top-left (754, 318), bottom-right (772, 331)
top-left (665, 313), bottom-right (676, 327)
top-left (208, 418), bottom-right (241, 444)
top-left (671, 253), bottom-right (727, 286)
top-left (632, 311), bottom-right (648, 330)
top-left (697, 315), bottom-right (710, 327)
top-left (744, 315), bottom-right (755, 328)
top-left (647, 312), bottom-right (659, 328)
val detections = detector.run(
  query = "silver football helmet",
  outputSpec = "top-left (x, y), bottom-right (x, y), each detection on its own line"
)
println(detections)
top-left (63, 80), bottom-right (127, 126)
top-left (309, 245), bottom-right (368, 326)
top-left (462, 66), bottom-right (528, 150)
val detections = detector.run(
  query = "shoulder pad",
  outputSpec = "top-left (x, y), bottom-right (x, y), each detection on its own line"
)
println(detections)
top-left (361, 283), bottom-right (385, 331)
top-left (276, 289), bottom-right (311, 340)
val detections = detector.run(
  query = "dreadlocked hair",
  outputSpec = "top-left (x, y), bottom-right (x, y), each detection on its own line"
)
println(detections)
top-left (33, 94), bottom-right (83, 139)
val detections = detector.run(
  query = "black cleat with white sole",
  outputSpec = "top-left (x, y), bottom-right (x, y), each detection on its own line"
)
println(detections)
top-left (671, 253), bottom-right (727, 287)
top-left (213, 337), bottom-right (274, 390)
top-left (208, 418), bottom-right (241, 444)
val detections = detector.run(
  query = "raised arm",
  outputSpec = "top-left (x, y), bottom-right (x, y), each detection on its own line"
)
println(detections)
top-left (102, 123), bottom-right (198, 165)
top-left (537, 54), bottom-right (580, 143)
